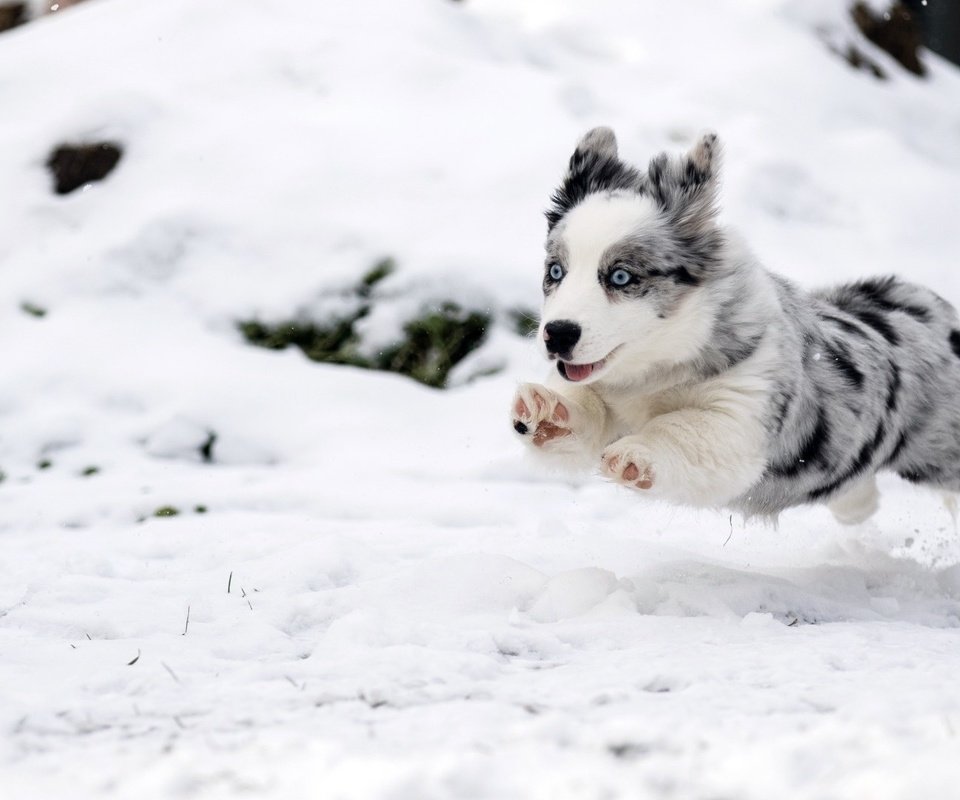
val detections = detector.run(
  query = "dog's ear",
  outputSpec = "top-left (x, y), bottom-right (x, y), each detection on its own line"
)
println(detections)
top-left (570, 126), bottom-right (619, 166)
top-left (646, 133), bottom-right (721, 234)
top-left (546, 127), bottom-right (641, 231)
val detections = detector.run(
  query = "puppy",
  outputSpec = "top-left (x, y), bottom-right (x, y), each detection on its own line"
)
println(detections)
top-left (511, 127), bottom-right (960, 523)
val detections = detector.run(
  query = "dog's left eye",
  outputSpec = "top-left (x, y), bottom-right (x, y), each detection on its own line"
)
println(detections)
top-left (610, 268), bottom-right (632, 287)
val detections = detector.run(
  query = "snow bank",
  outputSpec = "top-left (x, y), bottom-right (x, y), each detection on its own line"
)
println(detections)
top-left (2, 0), bottom-right (960, 797)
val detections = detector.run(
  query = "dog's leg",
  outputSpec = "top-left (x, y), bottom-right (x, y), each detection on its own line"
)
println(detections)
top-left (828, 475), bottom-right (880, 525)
top-left (600, 406), bottom-right (767, 506)
top-left (511, 381), bottom-right (609, 466)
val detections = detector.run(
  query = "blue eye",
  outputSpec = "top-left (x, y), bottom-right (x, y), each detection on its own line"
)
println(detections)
top-left (610, 268), bottom-right (631, 286)
top-left (548, 263), bottom-right (564, 281)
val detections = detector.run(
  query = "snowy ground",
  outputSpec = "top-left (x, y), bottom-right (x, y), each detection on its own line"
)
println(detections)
top-left (3, 0), bottom-right (960, 798)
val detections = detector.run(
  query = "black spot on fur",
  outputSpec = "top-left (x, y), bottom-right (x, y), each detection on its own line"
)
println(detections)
top-left (724, 332), bottom-right (764, 370)
top-left (672, 266), bottom-right (699, 286)
top-left (849, 308), bottom-right (900, 345)
top-left (949, 330), bottom-right (960, 360)
top-left (819, 313), bottom-right (868, 338)
top-left (546, 152), bottom-right (642, 231)
top-left (768, 406), bottom-right (831, 478)
top-left (899, 465), bottom-right (940, 484)
top-left (884, 431), bottom-right (908, 467)
top-left (513, 421), bottom-right (528, 435)
top-left (771, 390), bottom-right (794, 435)
top-left (885, 364), bottom-right (901, 411)
top-left (647, 154), bottom-right (669, 209)
top-left (808, 423), bottom-right (887, 501)
top-left (853, 276), bottom-right (930, 322)
top-left (680, 159), bottom-right (707, 191)
top-left (824, 342), bottom-right (864, 390)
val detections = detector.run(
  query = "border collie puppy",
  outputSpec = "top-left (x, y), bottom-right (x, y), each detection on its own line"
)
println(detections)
top-left (511, 127), bottom-right (960, 523)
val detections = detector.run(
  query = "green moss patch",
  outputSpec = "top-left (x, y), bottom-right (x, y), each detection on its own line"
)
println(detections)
top-left (239, 259), bottom-right (493, 388)
top-left (20, 301), bottom-right (47, 318)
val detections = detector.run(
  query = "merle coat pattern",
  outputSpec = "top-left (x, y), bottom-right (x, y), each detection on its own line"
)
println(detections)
top-left (511, 127), bottom-right (960, 523)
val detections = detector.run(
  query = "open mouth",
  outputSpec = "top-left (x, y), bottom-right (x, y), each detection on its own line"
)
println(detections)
top-left (557, 356), bottom-right (607, 382)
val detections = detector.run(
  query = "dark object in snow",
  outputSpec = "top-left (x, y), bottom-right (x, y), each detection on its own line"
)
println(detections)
top-left (0, 3), bottom-right (27, 34)
top-left (154, 505), bottom-right (179, 517)
top-left (46, 142), bottom-right (123, 195)
top-left (841, 43), bottom-right (887, 79)
top-left (194, 504), bottom-right (208, 514)
top-left (37, 459), bottom-right (52, 470)
top-left (198, 431), bottom-right (216, 463)
top-left (20, 301), bottom-right (47, 318)
top-left (80, 465), bottom-right (100, 477)
top-left (851, 1), bottom-right (926, 77)
top-left (239, 258), bottom-right (492, 388)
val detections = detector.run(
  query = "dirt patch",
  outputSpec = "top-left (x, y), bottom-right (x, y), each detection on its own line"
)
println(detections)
top-left (851, 1), bottom-right (926, 77)
top-left (46, 142), bottom-right (123, 195)
top-left (0, 3), bottom-right (27, 34)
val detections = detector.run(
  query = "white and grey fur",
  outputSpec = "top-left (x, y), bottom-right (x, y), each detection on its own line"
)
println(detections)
top-left (511, 127), bottom-right (960, 524)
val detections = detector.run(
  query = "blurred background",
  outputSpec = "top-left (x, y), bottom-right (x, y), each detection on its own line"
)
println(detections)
top-left (2, 2), bottom-right (960, 799)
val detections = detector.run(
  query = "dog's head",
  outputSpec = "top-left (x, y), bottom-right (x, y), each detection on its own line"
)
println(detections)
top-left (540, 128), bottom-right (724, 385)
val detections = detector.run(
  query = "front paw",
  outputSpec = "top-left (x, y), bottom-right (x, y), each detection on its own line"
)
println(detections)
top-left (601, 440), bottom-right (655, 491)
top-left (511, 383), bottom-right (573, 448)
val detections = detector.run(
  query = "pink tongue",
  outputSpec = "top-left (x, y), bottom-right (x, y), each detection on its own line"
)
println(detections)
top-left (565, 362), bottom-right (595, 381)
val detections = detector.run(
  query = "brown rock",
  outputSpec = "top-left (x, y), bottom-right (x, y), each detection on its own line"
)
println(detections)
top-left (851, 1), bottom-right (926, 77)
top-left (0, 2), bottom-right (27, 34)
top-left (46, 142), bottom-right (123, 195)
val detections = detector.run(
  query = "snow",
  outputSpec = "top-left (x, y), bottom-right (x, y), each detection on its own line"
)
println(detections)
top-left (2, 0), bottom-right (960, 797)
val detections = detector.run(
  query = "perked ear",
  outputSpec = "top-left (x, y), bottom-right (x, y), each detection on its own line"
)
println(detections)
top-left (646, 132), bottom-right (721, 233)
top-left (546, 126), bottom-right (641, 231)
top-left (570, 126), bottom-right (618, 166)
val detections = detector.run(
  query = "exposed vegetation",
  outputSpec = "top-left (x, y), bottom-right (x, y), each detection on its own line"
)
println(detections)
top-left (20, 301), bottom-right (46, 318)
top-left (240, 258), bottom-right (494, 388)
top-left (154, 506), bottom-right (179, 517)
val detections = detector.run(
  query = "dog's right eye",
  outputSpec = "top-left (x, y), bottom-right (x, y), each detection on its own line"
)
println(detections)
top-left (548, 263), bottom-right (564, 281)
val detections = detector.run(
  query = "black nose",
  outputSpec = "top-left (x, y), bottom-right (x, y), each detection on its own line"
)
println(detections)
top-left (543, 320), bottom-right (581, 356)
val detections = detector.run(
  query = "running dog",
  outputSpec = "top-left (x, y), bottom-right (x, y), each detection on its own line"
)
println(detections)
top-left (511, 127), bottom-right (960, 523)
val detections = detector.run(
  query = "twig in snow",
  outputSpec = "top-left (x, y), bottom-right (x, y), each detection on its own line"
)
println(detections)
top-left (227, 571), bottom-right (233, 594)
top-left (161, 662), bottom-right (181, 684)
top-left (127, 649), bottom-right (141, 666)
top-left (285, 675), bottom-right (305, 690)
top-left (723, 514), bottom-right (733, 547)
top-left (182, 605), bottom-right (190, 636)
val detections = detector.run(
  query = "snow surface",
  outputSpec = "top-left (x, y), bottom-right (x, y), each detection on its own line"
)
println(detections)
top-left (2, 0), bottom-right (960, 798)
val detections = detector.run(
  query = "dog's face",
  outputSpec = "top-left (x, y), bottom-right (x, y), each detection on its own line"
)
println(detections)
top-left (539, 128), bottom-right (724, 386)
